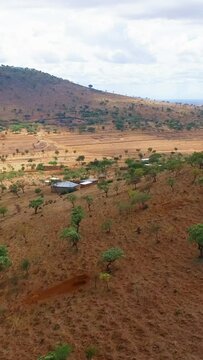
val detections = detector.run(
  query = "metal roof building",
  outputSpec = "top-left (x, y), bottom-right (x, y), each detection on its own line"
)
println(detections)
top-left (51, 181), bottom-right (79, 194)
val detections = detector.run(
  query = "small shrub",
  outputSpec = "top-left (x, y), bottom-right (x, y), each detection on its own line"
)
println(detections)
top-left (101, 219), bottom-right (112, 233)
top-left (38, 344), bottom-right (73, 360)
top-left (101, 247), bottom-right (124, 272)
top-left (71, 206), bottom-right (85, 231)
top-left (67, 193), bottom-right (77, 208)
top-left (188, 224), bottom-right (203, 258)
top-left (85, 346), bottom-right (98, 359)
top-left (0, 206), bottom-right (8, 217)
top-left (35, 188), bottom-right (42, 195)
top-left (60, 226), bottom-right (81, 251)
top-left (21, 259), bottom-right (30, 274)
top-left (83, 195), bottom-right (93, 212)
top-left (0, 245), bottom-right (11, 271)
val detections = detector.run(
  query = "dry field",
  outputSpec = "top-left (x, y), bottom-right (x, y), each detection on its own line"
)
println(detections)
top-left (1, 129), bottom-right (203, 171)
top-left (0, 165), bottom-right (203, 360)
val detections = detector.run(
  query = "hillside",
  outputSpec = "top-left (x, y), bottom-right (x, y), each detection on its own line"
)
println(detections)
top-left (0, 65), bottom-right (203, 132)
top-left (0, 155), bottom-right (203, 360)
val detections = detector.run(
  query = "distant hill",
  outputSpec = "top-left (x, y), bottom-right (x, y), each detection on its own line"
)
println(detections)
top-left (0, 65), bottom-right (202, 132)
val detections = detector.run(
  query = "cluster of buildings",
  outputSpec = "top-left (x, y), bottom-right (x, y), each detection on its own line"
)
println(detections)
top-left (45, 177), bottom-right (97, 194)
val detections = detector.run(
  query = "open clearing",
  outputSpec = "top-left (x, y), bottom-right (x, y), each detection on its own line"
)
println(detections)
top-left (1, 129), bottom-right (203, 171)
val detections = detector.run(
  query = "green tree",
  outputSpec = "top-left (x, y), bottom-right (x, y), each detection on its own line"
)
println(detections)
top-left (9, 183), bottom-right (21, 197)
top-left (29, 197), bottom-right (44, 214)
top-left (191, 168), bottom-right (202, 185)
top-left (36, 163), bottom-right (45, 171)
top-left (71, 205), bottom-right (85, 231)
top-left (60, 226), bottom-right (81, 250)
top-left (76, 155), bottom-right (85, 163)
top-left (0, 245), bottom-right (11, 271)
top-left (0, 206), bottom-right (8, 217)
top-left (18, 181), bottom-right (26, 193)
top-left (83, 195), bottom-right (93, 212)
top-left (188, 224), bottom-right (203, 258)
top-left (38, 344), bottom-right (73, 360)
top-left (165, 157), bottom-right (183, 176)
top-left (67, 193), bottom-right (77, 208)
top-left (188, 152), bottom-right (203, 169)
top-left (101, 247), bottom-right (124, 272)
top-left (35, 188), bottom-right (42, 195)
top-left (128, 190), bottom-right (150, 209)
top-left (97, 180), bottom-right (110, 197)
top-left (125, 167), bottom-right (144, 188)
top-left (145, 164), bottom-right (161, 183)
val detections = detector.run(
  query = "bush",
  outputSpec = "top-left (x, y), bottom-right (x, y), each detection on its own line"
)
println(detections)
top-left (71, 206), bottom-right (85, 231)
top-left (83, 195), bottom-right (93, 212)
top-left (101, 219), bottom-right (112, 233)
top-left (85, 346), bottom-right (98, 359)
top-left (0, 245), bottom-right (11, 271)
top-left (0, 206), bottom-right (8, 217)
top-left (128, 190), bottom-right (150, 209)
top-left (101, 247), bottom-right (124, 272)
top-left (21, 259), bottom-right (30, 273)
top-left (67, 193), bottom-right (77, 208)
top-left (29, 197), bottom-right (44, 214)
top-left (97, 180), bottom-right (110, 197)
top-left (38, 344), bottom-right (73, 360)
top-left (36, 163), bottom-right (45, 171)
top-left (60, 226), bottom-right (81, 250)
top-left (188, 224), bottom-right (203, 258)
top-left (35, 188), bottom-right (42, 195)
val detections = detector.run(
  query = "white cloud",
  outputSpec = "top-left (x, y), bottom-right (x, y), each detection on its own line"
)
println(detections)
top-left (0, 0), bottom-right (202, 99)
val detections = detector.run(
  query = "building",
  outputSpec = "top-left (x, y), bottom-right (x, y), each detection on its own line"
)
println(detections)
top-left (51, 181), bottom-right (79, 194)
top-left (80, 178), bottom-right (98, 187)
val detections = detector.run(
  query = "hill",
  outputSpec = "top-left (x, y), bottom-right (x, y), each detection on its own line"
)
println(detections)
top-left (0, 65), bottom-right (203, 132)
top-left (0, 154), bottom-right (203, 359)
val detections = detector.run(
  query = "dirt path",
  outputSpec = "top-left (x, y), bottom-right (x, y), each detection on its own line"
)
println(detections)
top-left (23, 274), bottom-right (90, 305)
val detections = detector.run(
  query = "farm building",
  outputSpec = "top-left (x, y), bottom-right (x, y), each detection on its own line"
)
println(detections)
top-left (80, 178), bottom-right (98, 187)
top-left (44, 177), bottom-right (61, 185)
top-left (51, 181), bottom-right (79, 194)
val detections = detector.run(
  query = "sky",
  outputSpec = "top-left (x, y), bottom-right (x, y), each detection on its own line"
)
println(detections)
top-left (0, 0), bottom-right (203, 99)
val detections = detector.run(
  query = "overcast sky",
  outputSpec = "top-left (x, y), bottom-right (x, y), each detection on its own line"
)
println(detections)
top-left (0, 0), bottom-right (203, 99)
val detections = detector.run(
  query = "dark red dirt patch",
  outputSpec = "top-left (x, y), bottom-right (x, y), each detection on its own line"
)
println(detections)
top-left (23, 274), bottom-right (90, 305)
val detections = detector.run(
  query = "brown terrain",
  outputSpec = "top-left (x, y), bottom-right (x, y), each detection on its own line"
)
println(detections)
top-left (0, 65), bottom-right (203, 360)
top-left (0, 128), bottom-right (203, 171)
top-left (0, 161), bottom-right (203, 360)
top-left (0, 65), bottom-right (202, 132)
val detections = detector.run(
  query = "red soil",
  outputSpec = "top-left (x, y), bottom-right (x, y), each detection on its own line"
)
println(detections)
top-left (23, 274), bottom-right (90, 305)
top-left (0, 167), bottom-right (203, 360)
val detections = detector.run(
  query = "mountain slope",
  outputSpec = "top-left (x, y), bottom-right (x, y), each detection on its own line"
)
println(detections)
top-left (0, 65), bottom-right (202, 131)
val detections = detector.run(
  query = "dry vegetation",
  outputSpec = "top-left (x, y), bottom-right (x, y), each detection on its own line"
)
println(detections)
top-left (0, 149), bottom-right (203, 360)
top-left (1, 128), bottom-right (203, 172)
top-left (0, 65), bottom-right (203, 360)
top-left (0, 65), bottom-right (203, 133)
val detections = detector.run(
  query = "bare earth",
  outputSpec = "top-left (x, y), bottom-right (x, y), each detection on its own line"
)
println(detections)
top-left (1, 129), bottom-right (203, 171)
top-left (0, 169), bottom-right (203, 360)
